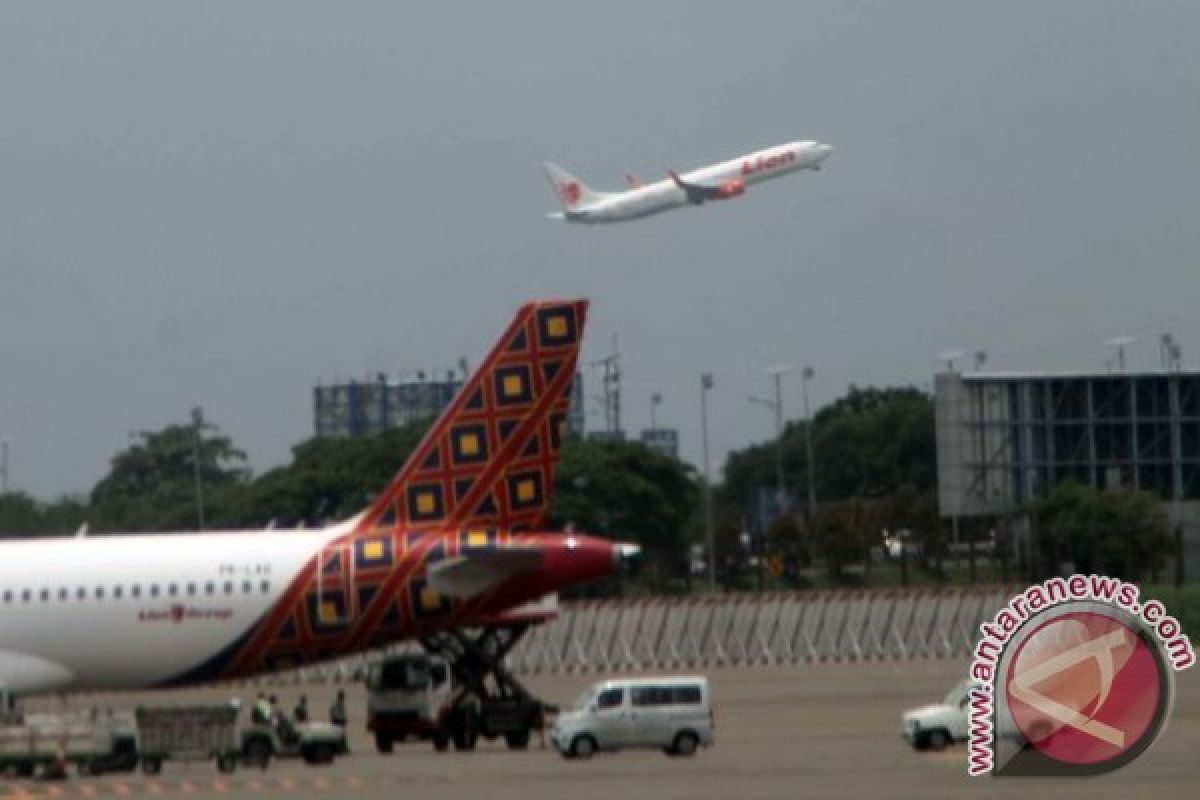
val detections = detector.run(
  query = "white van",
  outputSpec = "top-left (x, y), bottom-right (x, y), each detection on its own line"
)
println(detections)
top-left (550, 676), bottom-right (714, 759)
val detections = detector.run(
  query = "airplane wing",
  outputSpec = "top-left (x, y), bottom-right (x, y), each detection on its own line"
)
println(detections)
top-left (427, 546), bottom-right (545, 598)
top-left (668, 170), bottom-right (744, 204)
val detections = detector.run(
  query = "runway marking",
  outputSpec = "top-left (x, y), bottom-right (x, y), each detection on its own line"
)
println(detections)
top-left (1, 771), bottom-right (402, 799)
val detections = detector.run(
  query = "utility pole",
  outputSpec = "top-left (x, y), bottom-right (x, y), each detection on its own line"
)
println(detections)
top-left (801, 367), bottom-right (816, 517)
top-left (191, 407), bottom-right (206, 531)
top-left (701, 373), bottom-right (715, 591)
top-left (592, 335), bottom-right (622, 437)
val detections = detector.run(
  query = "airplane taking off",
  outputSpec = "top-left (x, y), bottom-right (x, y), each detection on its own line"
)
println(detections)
top-left (544, 140), bottom-right (833, 224)
top-left (0, 299), bottom-right (634, 706)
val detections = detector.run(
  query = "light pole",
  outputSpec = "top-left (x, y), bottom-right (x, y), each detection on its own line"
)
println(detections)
top-left (191, 407), bottom-right (206, 531)
top-left (1105, 336), bottom-right (1136, 373)
top-left (801, 367), bottom-right (816, 518)
top-left (0, 436), bottom-right (9, 495)
top-left (764, 364), bottom-right (793, 514)
top-left (700, 373), bottom-right (715, 591)
top-left (650, 392), bottom-right (662, 430)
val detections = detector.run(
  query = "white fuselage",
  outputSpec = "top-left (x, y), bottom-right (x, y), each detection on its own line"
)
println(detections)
top-left (0, 527), bottom-right (341, 694)
top-left (567, 141), bottom-right (832, 224)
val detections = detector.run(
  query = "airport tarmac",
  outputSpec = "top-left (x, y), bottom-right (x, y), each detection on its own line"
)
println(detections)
top-left (6, 659), bottom-right (1199, 799)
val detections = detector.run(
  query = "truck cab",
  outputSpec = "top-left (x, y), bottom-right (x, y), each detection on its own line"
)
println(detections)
top-left (901, 679), bottom-right (973, 750)
top-left (366, 654), bottom-right (454, 752)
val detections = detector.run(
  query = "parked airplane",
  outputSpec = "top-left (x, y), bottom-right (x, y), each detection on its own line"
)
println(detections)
top-left (544, 140), bottom-right (833, 224)
top-left (0, 299), bottom-right (633, 702)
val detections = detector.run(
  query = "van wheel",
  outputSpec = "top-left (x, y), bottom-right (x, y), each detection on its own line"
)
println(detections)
top-left (216, 754), bottom-right (238, 773)
top-left (141, 757), bottom-right (162, 776)
top-left (433, 732), bottom-right (450, 752)
top-left (925, 729), bottom-right (950, 751)
top-left (569, 734), bottom-right (597, 759)
top-left (375, 732), bottom-right (394, 754)
top-left (670, 731), bottom-right (699, 757)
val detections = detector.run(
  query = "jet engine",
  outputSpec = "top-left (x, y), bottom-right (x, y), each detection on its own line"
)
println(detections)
top-left (715, 179), bottom-right (746, 199)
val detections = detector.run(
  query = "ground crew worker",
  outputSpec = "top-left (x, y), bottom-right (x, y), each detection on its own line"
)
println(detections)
top-left (294, 694), bottom-right (309, 723)
top-left (330, 689), bottom-right (347, 728)
top-left (252, 692), bottom-right (270, 725)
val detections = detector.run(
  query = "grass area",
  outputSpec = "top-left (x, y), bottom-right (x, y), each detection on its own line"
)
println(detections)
top-left (1142, 584), bottom-right (1200, 638)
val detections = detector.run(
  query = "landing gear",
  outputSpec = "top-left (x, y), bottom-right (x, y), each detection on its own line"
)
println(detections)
top-left (420, 624), bottom-right (549, 751)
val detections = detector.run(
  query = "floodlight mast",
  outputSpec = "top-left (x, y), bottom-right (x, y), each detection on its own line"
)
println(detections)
top-left (1105, 336), bottom-right (1136, 373)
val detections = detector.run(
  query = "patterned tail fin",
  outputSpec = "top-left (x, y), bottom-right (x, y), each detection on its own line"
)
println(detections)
top-left (355, 299), bottom-right (588, 533)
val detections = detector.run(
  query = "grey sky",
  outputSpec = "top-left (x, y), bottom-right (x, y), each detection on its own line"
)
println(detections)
top-left (2, 1), bottom-right (1199, 500)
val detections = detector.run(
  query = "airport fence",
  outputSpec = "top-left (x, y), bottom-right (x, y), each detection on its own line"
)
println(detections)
top-left (255, 587), bottom-right (1016, 685)
top-left (507, 587), bottom-right (1016, 673)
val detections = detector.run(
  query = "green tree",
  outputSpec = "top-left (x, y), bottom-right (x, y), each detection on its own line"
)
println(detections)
top-left (221, 421), bottom-right (431, 528)
top-left (1, 492), bottom-right (90, 538)
top-left (721, 386), bottom-right (934, 510)
top-left (1034, 481), bottom-right (1170, 581)
top-left (550, 437), bottom-right (698, 591)
top-left (90, 422), bottom-right (248, 532)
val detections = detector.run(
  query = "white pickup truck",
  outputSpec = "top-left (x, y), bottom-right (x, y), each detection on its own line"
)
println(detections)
top-left (901, 679), bottom-right (972, 750)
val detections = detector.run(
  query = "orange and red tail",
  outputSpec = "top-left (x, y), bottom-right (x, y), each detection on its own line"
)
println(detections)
top-left (355, 299), bottom-right (588, 534)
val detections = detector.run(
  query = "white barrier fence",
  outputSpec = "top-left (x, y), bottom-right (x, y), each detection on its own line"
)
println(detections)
top-left (508, 588), bottom-right (1016, 673)
top-left (251, 587), bottom-right (1015, 686)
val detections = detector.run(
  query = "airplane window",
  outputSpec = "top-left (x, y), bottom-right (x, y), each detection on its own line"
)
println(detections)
top-left (113, 586), bottom-right (123, 600)
top-left (21, 589), bottom-right (31, 603)
top-left (187, 583), bottom-right (197, 596)
top-left (168, 584), bottom-right (178, 597)
top-left (223, 581), bottom-right (233, 595)
top-left (131, 585), bottom-right (141, 599)
top-left (205, 582), bottom-right (215, 595)
top-left (242, 581), bottom-right (252, 594)
top-left (76, 587), bottom-right (86, 601)
top-left (150, 585), bottom-right (159, 598)
top-left (95, 587), bottom-right (105, 600)
top-left (260, 580), bottom-right (270, 594)
top-left (58, 588), bottom-right (68, 601)
top-left (39, 589), bottom-right (49, 602)
top-left (2, 590), bottom-right (11, 603)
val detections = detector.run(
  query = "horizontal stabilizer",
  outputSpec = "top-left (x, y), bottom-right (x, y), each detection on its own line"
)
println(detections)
top-left (427, 546), bottom-right (545, 598)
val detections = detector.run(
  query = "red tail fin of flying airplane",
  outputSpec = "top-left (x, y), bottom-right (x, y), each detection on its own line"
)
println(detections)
top-left (355, 299), bottom-right (588, 534)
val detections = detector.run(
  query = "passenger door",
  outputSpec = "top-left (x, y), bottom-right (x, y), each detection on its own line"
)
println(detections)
top-left (629, 686), bottom-right (672, 747)
top-left (588, 687), bottom-right (630, 748)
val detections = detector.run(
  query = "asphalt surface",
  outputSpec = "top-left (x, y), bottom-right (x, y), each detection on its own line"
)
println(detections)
top-left (4, 660), bottom-right (1198, 799)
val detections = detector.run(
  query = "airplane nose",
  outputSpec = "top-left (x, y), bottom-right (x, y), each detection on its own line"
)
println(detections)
top-left (816, 143), bottom-right (834, 160)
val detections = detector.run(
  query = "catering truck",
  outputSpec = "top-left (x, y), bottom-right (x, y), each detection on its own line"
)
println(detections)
top-left (366, 652), bottom-right (545, 753)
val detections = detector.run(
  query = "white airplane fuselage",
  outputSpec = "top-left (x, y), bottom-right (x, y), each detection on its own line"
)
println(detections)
top-left (0, 523), bottom-right (617, 695)
top-left (0, 528), bottom-right (334, 693)
top-left (546, 140), bottom-right (832, 224)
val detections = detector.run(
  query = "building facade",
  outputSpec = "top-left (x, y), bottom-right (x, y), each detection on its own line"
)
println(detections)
top-left (936, 370), bottom-right (1200, 516)
top-left (639, 427), bottom-right (679, 460)
top-left (315, 372), bottom-right (585, 439)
